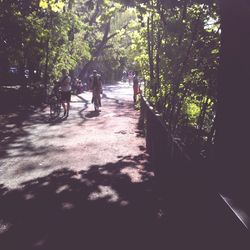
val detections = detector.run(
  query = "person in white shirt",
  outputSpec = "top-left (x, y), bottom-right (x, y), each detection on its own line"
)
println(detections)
top-left (60, 69), bottom-right (71, 117)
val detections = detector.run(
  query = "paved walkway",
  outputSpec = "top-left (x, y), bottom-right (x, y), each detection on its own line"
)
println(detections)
top-left (0, 82), bottom-right (149, 188)
top-left (0, 82), bottom-right (160, 250)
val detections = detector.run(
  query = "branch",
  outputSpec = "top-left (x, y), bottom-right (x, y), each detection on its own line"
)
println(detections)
top-left (83, 0), bottom-right (102, 40)
top-left (106, 22), bottom-right (129, 41)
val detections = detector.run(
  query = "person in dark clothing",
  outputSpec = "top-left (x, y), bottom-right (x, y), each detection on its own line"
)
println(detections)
top-left (60, 69), bottom-right (71, 117)
top-left (133, 71), bottom-right (140, 104)
top-left (89, 70), bottom-right (103, 111)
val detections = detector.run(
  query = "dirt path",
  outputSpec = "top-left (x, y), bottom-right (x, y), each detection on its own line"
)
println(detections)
top-left (0, 82), bottom-right (159, 250)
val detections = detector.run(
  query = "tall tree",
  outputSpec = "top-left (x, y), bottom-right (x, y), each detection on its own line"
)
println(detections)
top-left (215, 0), bottom-right (250, 193)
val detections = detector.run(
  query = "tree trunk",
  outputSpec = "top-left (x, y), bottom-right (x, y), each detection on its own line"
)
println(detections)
top-left (215, 0), bottom-right (250, 195)
top-left (68, 0), bottom-right (74, 10)
top-left (83, 0), bottom-right (101, 40)
top-left (155, 31), bottom-right (162, 91)
top-left (44, 36), bottom-right (50, 89)
top-left (79, 20), bottom-right (112, 79)
top-left (178, 0), bottom-right (188, 46)
top-left (147, 16), bottom-right (155, 91)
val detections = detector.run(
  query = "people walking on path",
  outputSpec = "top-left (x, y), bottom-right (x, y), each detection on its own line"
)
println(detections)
top-left (60, 69), bottom-right (71, 117)
top-left (133, 71), bottom-right (140, 104)
top-left (89, 69), bottom-right (103, 111)
top-left (128, 71), bottom-right (133, 83)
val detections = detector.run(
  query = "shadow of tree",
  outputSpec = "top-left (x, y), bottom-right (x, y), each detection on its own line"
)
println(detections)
top-left (2, 155), bottom-right (248, 250)
top-left (85, 110), bottom-right (100, 118)
top-left (0, 154), bottom-right (161, 250)
top-left (76, 95), bottom-right (89, 126)
top-left (0, 109), bottom-right (32, 158)
top-left (0, 94), bottom-right (90, 158)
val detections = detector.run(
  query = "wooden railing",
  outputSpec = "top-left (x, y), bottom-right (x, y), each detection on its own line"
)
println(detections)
top-left (140, 95), bottom-right (191, 180)
top-left (140, 94), bottom-right (250, 237)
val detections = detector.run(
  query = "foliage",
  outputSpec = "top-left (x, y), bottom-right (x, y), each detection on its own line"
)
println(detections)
top-left (115, 0), bottom-right (220, 156)
top-left (0, 0), bottom-right (114, 85)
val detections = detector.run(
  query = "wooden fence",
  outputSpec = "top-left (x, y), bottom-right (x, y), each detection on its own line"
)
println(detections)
top-left (140, 94), bottom-right (250, 238)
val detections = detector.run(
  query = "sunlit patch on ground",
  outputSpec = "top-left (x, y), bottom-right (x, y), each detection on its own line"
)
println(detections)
top-left (120, 200), bottom-right (129, 206)
top-left (5, 124), bottom-right (16, 129)
top-left (157, 208), bottom-right (167, 219)
top-left (99, 169), bottom-right (112, 176)
top-left (24, 193), bottom-right (35, 200)
top-left (62, 202), bottom-right (75, 210)
top-left (42, 181), bottom-right (50, 186)
top-left (88, 185), bottom-right (119, 202)
top-left (80, 178), bottom-right (95, 187)
top-left (120, 167), bottom-right (154, 183)
top-left (56, 184), bottom-right (70, 194)
top-left (0, 220), bottom-right (12, 234)
top-left (33, 238), bottom-right (46, 247)
top-left (72, 173), bottom-right (82, 180)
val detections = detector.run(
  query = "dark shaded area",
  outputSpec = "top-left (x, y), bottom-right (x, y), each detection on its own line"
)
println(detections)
top-left (85, 110), bottom-right (100, 118)
top-left (1, 153), bottom-right (249, 250)
top-left (0, 108), bottom-right (35, 158)
top-left (213, 3), bottom-right (250, 229)
top-left (156, 165), bottom-right (250, 250)
top-left (139, 96), bottom-right (250, 249)
top-left (0, 84), bottom-right (45, 113)
top-left (0, 155), bottom-right (159, 250)
top-left (102, 92), bottom-right (137, 120)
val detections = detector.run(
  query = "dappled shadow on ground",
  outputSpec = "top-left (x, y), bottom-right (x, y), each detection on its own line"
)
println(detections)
top-left (102, 93), bottom-right (137, 118)
top-left (102, 92), bottom-right (131, 103)
top-left (85, 110), bottom-right (100, 118)
top-left (47, 115), bottom-right (68, 125)
top-left (1, 155), bottom-right (249, 250)
top-left (0, 154), bottom-right (161, 250)
top-left (0, 95), bottom-right (89, 158)
top-left (0, 109), bottom-right (67, 159)
top-left (0, 108), bottom-right (35, 158)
